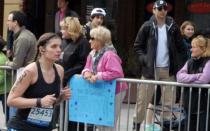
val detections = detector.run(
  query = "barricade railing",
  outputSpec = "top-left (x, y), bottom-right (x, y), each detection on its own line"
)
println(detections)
top-left (0, 66), bottom-right (15, 131)
top-left (63, 78), bottom-right (210, 131)
top-left (116, 78), bottom-right (210, 131)
top-left (1, 66), bottom-right (210, 131)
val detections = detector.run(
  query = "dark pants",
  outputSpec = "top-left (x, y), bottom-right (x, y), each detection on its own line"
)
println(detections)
top-left (68, 121), bottom-right (84, 131)
top-left (8, 129), bottom-right (19, 131)
top-left (184, 113), bottom-right (209, 131)
top-left (68, 122), bottom-right (95, 131)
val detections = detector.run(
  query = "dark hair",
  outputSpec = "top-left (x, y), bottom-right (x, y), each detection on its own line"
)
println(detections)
top-left (19, 0), bottom-right (30, 13)
top-left (9, 10), bottom-right (26, 27)
top-left (0, 36), bottom-right (6, 52)
top-left (34, 32), bottom-right (61, 61)
top-left (91, 8), bottom-right (106, 19)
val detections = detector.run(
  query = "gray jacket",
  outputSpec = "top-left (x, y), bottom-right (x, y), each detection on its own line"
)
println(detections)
top-left (7, 27), bottom-right (37, 69)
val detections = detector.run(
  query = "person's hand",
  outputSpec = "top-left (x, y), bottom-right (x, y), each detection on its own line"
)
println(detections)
top-left (61, 86), bottom-right (71, 100)
top-left (6, 50), bottom-right (13, 57)
top-left (89, 75), bottom-right (98, 83)
top-left (54, 86), bottom-right (71, 105)
top-left (83, 71), bottom-right (93, 80)
top-left (41, 94), bottom-right (56, 107)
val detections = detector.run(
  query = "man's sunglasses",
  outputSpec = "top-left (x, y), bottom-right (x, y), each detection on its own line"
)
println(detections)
top-left (156, 6), bottom-right (167, 11)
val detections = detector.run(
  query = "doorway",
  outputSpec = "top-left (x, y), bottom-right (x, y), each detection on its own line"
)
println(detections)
top-left (45, 0), bottom-right (82, 33)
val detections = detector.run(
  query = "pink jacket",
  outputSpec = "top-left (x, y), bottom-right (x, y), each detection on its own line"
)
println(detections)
top-left (82, 50), bottom-right (128, 94)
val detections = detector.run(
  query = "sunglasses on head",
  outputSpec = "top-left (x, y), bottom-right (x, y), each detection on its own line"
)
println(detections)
top-left (156, 5), bottom-right (167, 11)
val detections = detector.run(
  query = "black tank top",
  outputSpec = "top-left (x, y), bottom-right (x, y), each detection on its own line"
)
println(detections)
top-left (8, 61), bottom-right (60, 131)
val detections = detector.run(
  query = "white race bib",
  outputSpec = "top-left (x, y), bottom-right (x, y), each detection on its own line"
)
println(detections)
top-left (27, 106), bottom-right (54, 127)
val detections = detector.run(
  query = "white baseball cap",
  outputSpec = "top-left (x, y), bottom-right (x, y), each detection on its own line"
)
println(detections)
top-left (91, 8), bottom-right (106, 17)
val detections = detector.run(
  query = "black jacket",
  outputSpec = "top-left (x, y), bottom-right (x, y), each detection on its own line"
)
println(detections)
top-left (134, 15), bottom-right (187, 79)
top-left (183, 57), bottom-right (210, 114)
top-left (60, 36), bottom-right (90, 86)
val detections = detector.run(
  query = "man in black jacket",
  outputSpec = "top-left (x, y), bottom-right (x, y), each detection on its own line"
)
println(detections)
top-left (133, 0), bottom-right (187, 130)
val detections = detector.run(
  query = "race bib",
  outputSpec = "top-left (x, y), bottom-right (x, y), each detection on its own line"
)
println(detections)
top-left (27, 106), bottom-right (54, 127)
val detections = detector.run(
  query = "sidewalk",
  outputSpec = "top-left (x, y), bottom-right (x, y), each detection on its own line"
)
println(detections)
top-left (117, 103), bottom-right (135, 131)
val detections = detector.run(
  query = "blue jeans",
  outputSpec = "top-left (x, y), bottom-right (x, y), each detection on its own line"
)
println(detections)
top-left (8, 129), bottom-right (19, 131)
top-left (9, 107), bottom-right (17, 119)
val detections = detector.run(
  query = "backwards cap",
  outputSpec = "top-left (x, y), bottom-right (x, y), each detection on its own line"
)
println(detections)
top-left (153, 0), bottom-right (167, 8)
top-left (91, 8), bottom-right (106, 17)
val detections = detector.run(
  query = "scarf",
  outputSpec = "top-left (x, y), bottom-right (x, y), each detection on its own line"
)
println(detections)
top-left (91, 44), bottom-right (117, 74)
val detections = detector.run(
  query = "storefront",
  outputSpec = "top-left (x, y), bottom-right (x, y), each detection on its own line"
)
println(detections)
top-left (1, 0), bottom-right (210, 76)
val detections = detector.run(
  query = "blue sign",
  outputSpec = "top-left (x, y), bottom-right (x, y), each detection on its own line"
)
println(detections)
top-left (69, 75), bottom-right (116, 127)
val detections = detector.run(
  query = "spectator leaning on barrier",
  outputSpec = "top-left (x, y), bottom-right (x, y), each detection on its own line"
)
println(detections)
top-left (5, 11), bottom-right (37, 73)
top-left (82, 26), bottom-right (128, 131)
top-left (7, 33), bottom-right (70, 131)
top-left (59, 16), bottom-right (90, 131)
top-left (83, 8), bottom-right (106, 40)
top-left (180, 20), bottom-right (196, 59)
top-left (55, 0), bottom-right (78, 33)
top-left (133, 0), bottom-right (187, 130)
top-left (177, 35), bottom-right (210, 131)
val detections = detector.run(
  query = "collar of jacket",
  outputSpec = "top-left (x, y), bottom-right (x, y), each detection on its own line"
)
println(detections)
top-left (150, 15), bottom-right (174, 31)
top-left (13, 26), bottom-right (26, 40)
top-left (85, 21), bottom-right (93, 30)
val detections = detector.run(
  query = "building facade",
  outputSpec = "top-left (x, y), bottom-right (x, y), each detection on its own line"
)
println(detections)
top-left (1, 0), bottom-right (210, 76)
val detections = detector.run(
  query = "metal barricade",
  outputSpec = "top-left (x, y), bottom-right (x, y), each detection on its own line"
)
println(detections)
top-left (0, 66), bottom-right (15, 131)
top-left (1, 70), bottom-right (210, 131)
top-left (62, 78), bottom-right (210, 131)
top-left (116, 78), bottom-right (210, 131)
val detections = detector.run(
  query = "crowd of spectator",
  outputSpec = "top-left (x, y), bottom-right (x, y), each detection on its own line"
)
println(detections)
top-left (0, 0), bottom-right (210, 131)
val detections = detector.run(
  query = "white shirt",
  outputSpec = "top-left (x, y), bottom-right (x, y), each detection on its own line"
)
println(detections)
top-left (156, 24), bottom-right (169, 67)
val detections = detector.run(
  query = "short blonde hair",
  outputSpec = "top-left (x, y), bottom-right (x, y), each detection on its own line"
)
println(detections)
top-left (191, 35), bottom-right (210, 57)
top-left (90, 26), bottom-right (112, 46)
top-left (180, 21), bottom-right (196, 36)
top-left (60, 17), bottom-right (82, 41)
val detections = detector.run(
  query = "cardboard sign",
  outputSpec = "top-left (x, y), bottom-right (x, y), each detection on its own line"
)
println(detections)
top-left (69, 75), bottom-right (116, 127)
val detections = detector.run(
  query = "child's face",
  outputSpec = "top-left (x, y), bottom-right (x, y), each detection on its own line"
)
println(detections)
top-left (183, 25), bottom-right (194, 38)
